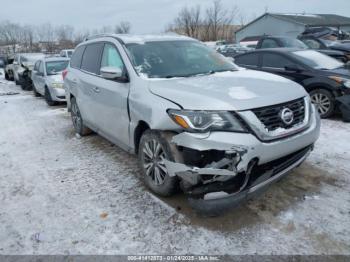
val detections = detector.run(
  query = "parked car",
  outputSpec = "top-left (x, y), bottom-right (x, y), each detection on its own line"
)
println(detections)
top-left (217, 44), bottom-right (251, 58)
top-left (12, 53), bottom-right (45, 89)
top-left (299, 35), bottom-right (350, 62)
top-left (60, 49), bottom-right (74, 58)
top-left (64, 34), bottom-right (320, 213)
top-left (256, 36), bottom-right (349, 63)
top-left (31, 57), bottom-right (69, 106)
top-left (234, 48), bottom-right (350, 119)
top-left (4, 55), bottom-right (15, 81)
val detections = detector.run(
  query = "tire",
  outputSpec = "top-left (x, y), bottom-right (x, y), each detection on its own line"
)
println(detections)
top-left (70, 97), bottom-right (92, 136)
top-left (44, 87), bottom-right (57, 106)
top-left (33, 84), bottom-right (41, 97)
top-left (5, 73), bottom-right (9, 80)
top-left (310, 89), bottom-right (335, 118)
top-left (138, 130), bottom-right (178, 197)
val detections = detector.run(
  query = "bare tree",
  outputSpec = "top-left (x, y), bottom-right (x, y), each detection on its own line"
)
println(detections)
top-left (0, 21), bottom-right (22, 53)
top-left (170, 5), bottom-right (201, 38)
top-left (114, 21), bottom-right (131, 34)
top-left (36, 23), bottom-right (57, 53)
top-left (56, 25), bottom-right (75, 49)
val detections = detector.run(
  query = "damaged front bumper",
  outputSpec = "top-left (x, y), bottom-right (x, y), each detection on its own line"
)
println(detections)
top-left (164, 105), bottom-right (320, 213)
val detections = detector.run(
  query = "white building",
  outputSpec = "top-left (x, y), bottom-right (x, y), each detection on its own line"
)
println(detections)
top-left (235, 13), bottom-right (350, 43)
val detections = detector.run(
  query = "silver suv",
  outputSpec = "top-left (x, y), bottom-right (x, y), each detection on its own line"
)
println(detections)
top-left (64, 34), bottom-right (320, 212)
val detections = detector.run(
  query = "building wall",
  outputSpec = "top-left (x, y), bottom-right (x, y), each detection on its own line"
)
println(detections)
top-left (235, 15), bottom-right (305, 42)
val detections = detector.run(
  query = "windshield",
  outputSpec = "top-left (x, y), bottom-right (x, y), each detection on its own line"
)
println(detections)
top-left (280, 38), bottom-right (308, 49)
top-left (125, 40), bottom-right (237, 78)
top-left (45, 61), bottom-right (69, 75)
top-left (292, 50), bottom-right (344, 70)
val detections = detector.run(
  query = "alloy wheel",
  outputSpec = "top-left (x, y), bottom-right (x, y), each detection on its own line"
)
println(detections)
top-left (311, 93), bottom-right (331, 116)
top-left (142, 139), bottom-right (167, 185)
top-left (71, 102), bottom-right (82, 132)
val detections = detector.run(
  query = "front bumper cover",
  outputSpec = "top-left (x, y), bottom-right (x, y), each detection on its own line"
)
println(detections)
top-left (163, 105), bottom-right (320, 214)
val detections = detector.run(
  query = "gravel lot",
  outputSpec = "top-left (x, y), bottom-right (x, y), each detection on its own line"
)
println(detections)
top-left (0, 79), bottom-right (349, 255)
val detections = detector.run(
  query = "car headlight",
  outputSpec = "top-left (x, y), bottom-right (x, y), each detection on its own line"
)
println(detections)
top-left (329, 76), bottom-right (350, 88)
top-left (51, 82), bottom-right (64, 89)
top-left (167, 109), bottom-right (247, 133)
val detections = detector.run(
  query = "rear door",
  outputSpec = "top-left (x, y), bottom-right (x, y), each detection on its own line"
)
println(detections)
top-left (77, 43), bottom-right (104, 128)
top-left (89, 42), bottom-right (130, 148)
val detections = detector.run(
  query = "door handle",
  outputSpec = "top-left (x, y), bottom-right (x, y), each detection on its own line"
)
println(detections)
top-left (92, 87), bottom-right (100, 93)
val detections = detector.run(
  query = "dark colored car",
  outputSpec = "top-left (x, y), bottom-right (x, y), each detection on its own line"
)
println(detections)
top-left (256, 36), bottom-right (349, 63)
top-left (217, 44), bottom-right (252, 58)
top-left (234, 48), bottom-right (350, 119)
top-left (299, 36), bottom-right (350, 62)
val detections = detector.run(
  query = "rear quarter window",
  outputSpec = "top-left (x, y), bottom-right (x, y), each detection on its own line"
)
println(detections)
top-left (70, 46), bottom-right (86, 69)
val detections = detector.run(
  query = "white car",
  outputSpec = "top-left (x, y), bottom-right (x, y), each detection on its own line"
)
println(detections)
top-left (12, 53), bottom-right (44, 87)
top-left (31, 57), bottom-right (70, 106)
top-left (60, 49), bottom-right (74, 58)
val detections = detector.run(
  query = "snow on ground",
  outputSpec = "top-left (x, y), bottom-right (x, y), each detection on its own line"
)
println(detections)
top-left (0, 81), bottom-right (349, 255)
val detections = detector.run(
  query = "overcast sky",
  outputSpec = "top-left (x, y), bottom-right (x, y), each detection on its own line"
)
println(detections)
top-left (1, 0), bottom-right (350, 33)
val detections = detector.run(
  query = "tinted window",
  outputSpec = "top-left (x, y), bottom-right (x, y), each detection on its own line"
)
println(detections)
top-left (261, 39), bottom-right (278, 48)
top-left (101, 44), bottom-right (124, 68)
top-left (34, 61), bottom-right (40, 71)
top-left (70, 46), bottom-right (86, 69)
top-left (38, 61), bottom-right (44, 74)
top-left (262, 53), bottom-right (294, 68)
top-left (234, 53), bottom-right (259, 67)
top-left (81, 43), bottom-right (104, 74)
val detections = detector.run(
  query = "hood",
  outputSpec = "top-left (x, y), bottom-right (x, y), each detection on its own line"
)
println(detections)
top-left (47, 74), bottom-right (63, 83)
top-left (318, 49), bottom-right (345, 55)
top-left (148, 69), bottom-right (307, 111)
top-left (321, 66), bottom-right (350, 78)
top-left (330, 43), bottom-right (350, 53)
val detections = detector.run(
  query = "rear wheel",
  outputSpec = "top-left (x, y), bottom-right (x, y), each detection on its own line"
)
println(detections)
top-left (5, 72), bottom-right (9, 80)
top-left (310, 89), bottom-right (335, 118)
top-left (70, 97), bottom-right (92, 136)
top-left (138, 130), bottom-right (178, 196)
top-left (45, 87), bottom-right (56, 106)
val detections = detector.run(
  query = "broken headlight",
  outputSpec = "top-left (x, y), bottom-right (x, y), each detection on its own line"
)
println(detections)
top-left (168, 109), bottom-right (247, 133)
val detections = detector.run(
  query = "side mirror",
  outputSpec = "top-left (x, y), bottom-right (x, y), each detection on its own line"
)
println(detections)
top-left (100, 66), bottom-right (123, 80)
top-left (285, 65), bottom-right (302, 72)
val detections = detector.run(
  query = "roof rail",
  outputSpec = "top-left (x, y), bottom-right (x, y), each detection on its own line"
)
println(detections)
top-left (83, 33), bottom-right (125, 44)
top-left (84, 34), bottom-right (116, 42)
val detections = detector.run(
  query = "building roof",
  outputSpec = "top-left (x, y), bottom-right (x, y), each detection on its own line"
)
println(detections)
top-left (236, 13), bottom-right (350, 34)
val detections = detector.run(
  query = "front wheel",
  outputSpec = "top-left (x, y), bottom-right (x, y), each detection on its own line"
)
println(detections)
top-left (138, 130), bottom-right (178, 196)
top-left (44, 87), bottom-right (56, 106)
top-left (310, 89), bottom-right (335, 118)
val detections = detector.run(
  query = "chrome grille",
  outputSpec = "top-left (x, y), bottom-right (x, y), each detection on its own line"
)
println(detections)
top-left (252, 98), bottom-right (305, 132)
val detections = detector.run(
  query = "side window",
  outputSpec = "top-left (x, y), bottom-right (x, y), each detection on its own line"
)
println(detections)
top-left (101, 43), bottom-right (124, 69)
top-left (70, 46), bottom-right (86, 69)
top-left (81, 43), bottom-right (104, 74)
top-left (261, 39), bottom-right (278, 48)
top-left (34, 61), bottom-right (40, 71)
top-left (302, 39), bottom-right (322, 49)
top-left (38, 61), bottom-right (44, 74)
top-left (262, 53), bottom-right (294, 69)
top-left (235, 53), bottom-right (259, 67)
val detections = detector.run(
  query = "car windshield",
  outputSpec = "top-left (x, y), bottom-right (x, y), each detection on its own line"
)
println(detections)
top-left (280, 38), bottom-right (308, 49)
top-left (125, 40), bottom-right (237, 78)
top-left (45, 60), bottom-right (69, 75)
top-left (292, 50), bottom-right (344, 70)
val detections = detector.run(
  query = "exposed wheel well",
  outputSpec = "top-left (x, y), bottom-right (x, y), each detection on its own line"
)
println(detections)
top-left (306, 86), bottom-right (337, 96)
top-left (134, 121), bottom-right (150, 154)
